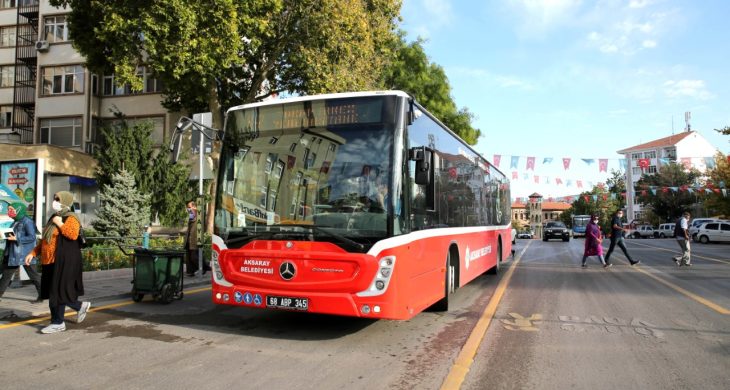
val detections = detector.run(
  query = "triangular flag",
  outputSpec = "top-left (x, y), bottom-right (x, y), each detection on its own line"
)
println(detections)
top-left (543, 157), bottom-right (553, 164)
top-left (494, 154), bottom-right (501, 167)
top-left (563, 158), bottom-right (571, 170)
top-left (582, 159), bottom-right (595, 165)
top-left (511, 156), bottom-right (519, 169)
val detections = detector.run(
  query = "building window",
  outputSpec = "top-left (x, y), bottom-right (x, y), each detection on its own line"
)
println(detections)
top-left (44, 15), bottom-right (69, 43)
top-left (0, 65), bottom-right (14, 87)
top-left (646, 165), bottom-right (657, 174)
top-left (0, 26), bottom-right (15, 47)
top-left (42, 65), bottom-right (85, 95)
top-left (40, 117), bottom-right (82, 147)
top-left (102, 66), bottom-right (163, 96)
top-left (0, 106), bottom-right (11, 127)
top-left (632, 167), bottom-right (641, 176)
top-left (631, 153), bottom-right (641, 160)
top-left (644, 151), bottom-right (656, 159)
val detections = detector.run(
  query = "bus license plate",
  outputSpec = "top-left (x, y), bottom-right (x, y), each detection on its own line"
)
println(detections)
top-left (266, 295), bottom-right (309, 311)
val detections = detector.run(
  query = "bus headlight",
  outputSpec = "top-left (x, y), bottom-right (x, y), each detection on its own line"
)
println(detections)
top-left (211, 250), bottom-right (232, 287)
top-left (357, 255), bottom-right (396, 297)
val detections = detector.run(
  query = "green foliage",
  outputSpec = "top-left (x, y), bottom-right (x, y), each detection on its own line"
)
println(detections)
top-left (94, 113), bottom-right (154, 192)
top-left (51, 0), bottom-right (401, 126)
top-left (635, 163), bottom-right (702, 222)
top-left (705, 153), bottom-right (730, 218)
top-left (94, 116), bottom-right (193, 225)
top-left (382, 34), bottom-right (481, 144)
top-left (93, 169), bottom-right (151, 237)
top-left (149, 149), bottom-right (196, 226)
top-left (562, 186), bottom-right (621, 229)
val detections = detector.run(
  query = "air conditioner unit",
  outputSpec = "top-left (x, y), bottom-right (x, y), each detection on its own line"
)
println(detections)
top-left (35, 40), bottom-right (49, 52)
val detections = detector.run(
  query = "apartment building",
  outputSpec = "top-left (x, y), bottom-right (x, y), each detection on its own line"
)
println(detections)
top-left (0, 1), bottom-right (181, 227)
top-left (617, 130), bottom-right (718, 222)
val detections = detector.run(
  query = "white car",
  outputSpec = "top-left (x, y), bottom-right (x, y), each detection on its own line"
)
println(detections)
top-left (695, 221), bottom-right (730, 243)
top-left (656, 223), bottom-right (675, 238)
top-left (690, 218), bottom-right (725, 241)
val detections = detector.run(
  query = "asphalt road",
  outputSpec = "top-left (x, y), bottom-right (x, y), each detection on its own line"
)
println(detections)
top-left (463, 237), bottom-right (730, 390)
top-left (0, 237), bottom-right (727, 390)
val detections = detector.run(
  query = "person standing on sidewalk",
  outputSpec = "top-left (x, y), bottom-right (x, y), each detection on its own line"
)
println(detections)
top-left (185, 200), bottom-right (208, 276)
top-left (24, 191), bottom-right (90, 334)
top-left (0, 202), bottom-right (42, 302)
top-left (581, 215), bottom-right (609, 268)
top-left (604, 209), bottom-right (640, 266)
top-left (673, 211), bottom-right (692, 267)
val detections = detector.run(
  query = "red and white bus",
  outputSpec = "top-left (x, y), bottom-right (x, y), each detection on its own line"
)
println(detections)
top-left (210, 91), bottom-right (511, 320)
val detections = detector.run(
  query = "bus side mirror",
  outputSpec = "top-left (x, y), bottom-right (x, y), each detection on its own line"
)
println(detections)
top-left (410, 147), bottom-right (431, 185)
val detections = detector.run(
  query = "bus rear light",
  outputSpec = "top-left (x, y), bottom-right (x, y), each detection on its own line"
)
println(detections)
top-left (215, 293), bottom-right (221, 299)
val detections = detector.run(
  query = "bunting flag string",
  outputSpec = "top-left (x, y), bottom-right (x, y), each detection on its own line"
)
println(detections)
top-left (489, 153), bottom-right (723, 174)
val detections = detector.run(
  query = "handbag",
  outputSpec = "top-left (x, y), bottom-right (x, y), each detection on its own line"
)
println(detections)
top-left (78, 227), bottom-right (88, 248)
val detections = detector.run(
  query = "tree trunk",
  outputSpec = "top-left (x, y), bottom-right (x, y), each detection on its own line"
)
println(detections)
top-left (204, 80), bottom-right (223, 234)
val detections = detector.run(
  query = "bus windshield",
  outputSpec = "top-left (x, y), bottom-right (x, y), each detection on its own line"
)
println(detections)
top-left (215, 96), bottom-right (397, 250)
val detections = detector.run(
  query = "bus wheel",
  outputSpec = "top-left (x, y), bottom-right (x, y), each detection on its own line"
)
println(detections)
top-left (488, 242), bottom-right (502, 275)
top-left (430, 252), bottom-right (454, 312)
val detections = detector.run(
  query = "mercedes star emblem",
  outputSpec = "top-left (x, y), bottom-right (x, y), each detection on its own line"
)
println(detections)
top-left (279, 261), bottom-right (296, 280)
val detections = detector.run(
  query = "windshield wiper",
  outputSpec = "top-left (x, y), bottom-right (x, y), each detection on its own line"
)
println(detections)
top-left (269, 224), bottom-right (365, 252)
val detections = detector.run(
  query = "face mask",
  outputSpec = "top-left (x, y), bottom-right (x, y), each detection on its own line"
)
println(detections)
top-left (52, 200), bottom-right (63, 212)
top-left (188, 209), bottom-right (196, 220)
top-left (593, 219), bottom-right (599, 223)
top-left (8, 209), bottom-right (16, 218)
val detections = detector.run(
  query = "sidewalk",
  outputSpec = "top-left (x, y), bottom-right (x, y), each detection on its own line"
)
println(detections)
top-left (0, 268), bottom-right (211, 320)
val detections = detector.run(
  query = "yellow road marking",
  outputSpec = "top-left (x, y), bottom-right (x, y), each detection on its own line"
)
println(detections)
top-left (0, 286), bottom-right (212, 331)
top-left (630, 265), bottom-right (730, 315)
top-left (440, 241), bottom-right (530, 390)
top-left (628, 240), bottom-right (730, 265)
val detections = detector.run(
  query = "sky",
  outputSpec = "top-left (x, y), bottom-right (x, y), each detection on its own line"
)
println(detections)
top-left (399, 0), bottom-right (730, 201)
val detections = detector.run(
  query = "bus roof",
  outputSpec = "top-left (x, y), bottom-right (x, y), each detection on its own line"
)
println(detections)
top-left (225, 90), bottom-right (412, 113)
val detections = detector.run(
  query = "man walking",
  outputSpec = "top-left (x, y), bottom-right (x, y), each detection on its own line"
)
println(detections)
top-left (673, 211), bottom-right (692, 267)
top-left (605, 209), bottom-right (639, 266)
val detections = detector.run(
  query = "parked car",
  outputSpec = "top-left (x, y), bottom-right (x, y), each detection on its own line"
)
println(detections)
top-left (695, 221), bottom-right (730, 243)
top-left (517, 231), bottom-right (533, 239)
top-left (543, 221), bottom-right (570, 242)
top-left (628, 225), bottom-right (656, 239)
top-left (657, 223), bottom-right (675, 238)
top-left (690, 218), bottom-right (725, 241)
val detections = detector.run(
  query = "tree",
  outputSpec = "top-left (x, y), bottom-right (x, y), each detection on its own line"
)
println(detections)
top-left (93, 169), bottom-right (151, 237)
top-left (705, 153), bottom-right (730, 218)
top-left (561, 186), bottom-right (621, 232)
top-left (51, 0), bottom-right (400, 128)
top-left (94, 116), bottom-right (193, 225)
top-left (94, 113), bottom-right (154, 192)
top-left (606, 169), bottom-right (626, 199)
top-left (635, 163), bottom-right (702, 222)
top-left (382, 34), bottom-right (481, 144)
top-left (716, 125), bottom-right (730, 136)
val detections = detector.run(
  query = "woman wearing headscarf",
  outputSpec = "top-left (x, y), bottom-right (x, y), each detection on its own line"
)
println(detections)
top-left (0, 202), bottom-right (42, 302)
top-left (581, 214), bottom-right (610, 269)
top-left (24, 191), bottom-right (90, 334)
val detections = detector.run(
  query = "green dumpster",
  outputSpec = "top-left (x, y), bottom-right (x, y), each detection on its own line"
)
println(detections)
top-left (131, 248), bottom-right (185, 303)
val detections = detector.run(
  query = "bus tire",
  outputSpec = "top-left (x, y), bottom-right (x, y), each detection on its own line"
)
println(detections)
top-left (430, 253), bottom-right (454, 312)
